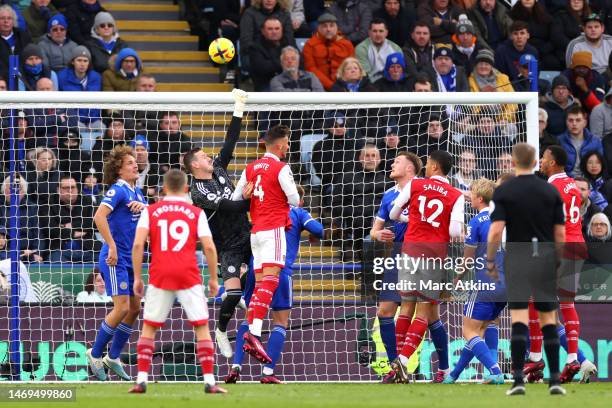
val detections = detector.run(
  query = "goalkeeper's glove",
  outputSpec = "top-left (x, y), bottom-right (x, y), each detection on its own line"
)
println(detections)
top-left (232, 88), bottom-right (248, 118)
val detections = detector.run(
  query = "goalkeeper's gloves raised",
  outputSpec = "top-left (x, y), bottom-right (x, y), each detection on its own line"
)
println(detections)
top-left (232, 88), bottom-right (248, 117)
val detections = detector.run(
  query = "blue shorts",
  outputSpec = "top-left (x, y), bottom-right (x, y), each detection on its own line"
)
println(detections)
top-left (98, 247), bottom-right (134, 297)
top-left (244, 263), bottom-right (292, 311)
top-left (379, 266), bottom-right (401, 304)
top-left (463, 292), bottom-right (506, 321)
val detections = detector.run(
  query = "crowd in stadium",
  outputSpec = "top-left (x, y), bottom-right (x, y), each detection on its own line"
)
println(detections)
top-left (0, 0), bottom-right (611, 267)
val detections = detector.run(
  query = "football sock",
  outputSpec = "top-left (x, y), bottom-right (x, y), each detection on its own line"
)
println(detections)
top-left (528, 302), bottom-right (542, 357)
top-left (468, 336), bottom-right (502, 375)
top-left (108, 322), bottom-right (133, 359)
top-left (395, 315), bottom-right (411, 355)
top-left (510, 322), bottom-right (529, 383)
top-left (429, 320), bottom-right (449, 371)
top-left (264, 325), bottom-right (287, 372)
top-left (399, 316), bottom-right (428, 366)
top-left (91, 320), bottom-right (116, 358)
top-left (559, 302), bottom-right (580, 362)
top-left (378, 316), bottom-right (397, 361)
top-left (232, 320), bottom-right (249, 367)
top-left (197, 339), bottom-right (215, 379)
top-left (484, 323), bottom-right (499, 363)
top-left (450, 345), bottom-right (474, 380)
top-left (136, 337), bottom-right (154, 384)
top-left (249, 275), bottom-right (279, 336)
top-left (218, 289), bottom-right (243, 332)
top-left (542, 324), bottom-right (560, 382)
top-left (557, 325), bottom-right (586, 363)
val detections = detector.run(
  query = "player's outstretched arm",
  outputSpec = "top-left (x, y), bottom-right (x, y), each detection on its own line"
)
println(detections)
top-left (217, 89), bottom-right (249, 170)
top-left (200, 236), bottom-right (219, 298)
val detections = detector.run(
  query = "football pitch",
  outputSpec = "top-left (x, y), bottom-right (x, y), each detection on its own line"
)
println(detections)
top-left (1, 383), bottom-right (612, 408)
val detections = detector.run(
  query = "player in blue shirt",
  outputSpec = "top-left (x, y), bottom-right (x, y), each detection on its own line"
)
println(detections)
top-left (87, 145), bottom-right (148, 381)
top-left (444, 178), bottom-right (506, 384)
top-left (227, 185), bottom-right (324, 384)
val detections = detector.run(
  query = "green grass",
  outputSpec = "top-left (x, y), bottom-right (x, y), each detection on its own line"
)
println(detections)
top-left (0, 383), bottom-right (611, 408)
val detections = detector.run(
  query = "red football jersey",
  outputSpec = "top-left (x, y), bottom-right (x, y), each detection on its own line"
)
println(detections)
top-left (138, 197), bottom-right (211, 290)
top-left (402, 176), bottom-right (463, 258)
top-left (246, 153), bottom-right (292, 233)
top-left (548, 172), bottom-right (584, 243)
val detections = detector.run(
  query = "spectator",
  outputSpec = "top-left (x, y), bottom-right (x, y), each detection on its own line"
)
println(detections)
top-left (510, 0), bottom-right (558, 70)
top-left (0, 5), bottom-right (32, 81)
top-left (355, 18), bottom-right (402, 82)
top-left (288, 0), bottom-right (310, 37)
top-left (590, 88), bottom-right (612, 139)
top-left (374, 52), bottom-right (413, 92)
top-left (86, 11), bottom-right (128, 74)
top-left (303, 12), bottom-right (354, 90)
top-left (373, 0), bottom-right (413, 47)
top-left (417, 0), bottom-right (464, 44)
top-left (580, 150), bottom-right (612, 207)
top-left (130, 135), bottom-right (160, 203)
top-left (0, 76), bottom-right (6, 90)
top-left (551, 0), bottom-right (592, 69)
top-left (152, 111), bottom-right (192, 174)
top-left (0, 175), bottom-right (43, 263)
top-left (330, 57), bottom-right (377, 92)
top-left (413, 72), bottom-right (434, 91)
top-left (91, 115), bottom-right (127, 166)
top-left (494, 20), bottom-right (539, 81)
top-left (409, 115), bottom-right (449, 163)
top-left (402, 21), bottom-right (434, 79)
top-left (102, 47), bottom-right (143, 91)
top-left (376, 120), bottom-right (405, 173)
top-left (239, 0), bottom-right (294, 72)
top-left (328, 0), bottom-right (372, 45)
top-left (43, 174), bottom-right (99, 263)
top-left (38, 13), bottom-right (78, 72)
top-left (495, 151), bottom-right (514, 179)
top-left (575, 177), bottom-right (605, 237)
top-left (542, 74), bottom-right (578, 136)
top-left (562, 51), bottom-right (607, 113)
top-left (586, 212), bottom-right (612, 244)
top-left (76, 268), bottom-right (111, 303)
top-left (427, 45), bottom-right (468, 92)
top-left (1, 113), bottom-right (35, 171)
top-left (566, 13), bottom-right (612, 75)
top-left (450, 17), bottom-right (489, 75)
top-left (119, 74), bottom-right (159, 135)
top-left (557, 105), bottom-right (603, 177)
top-left (56, 128), bottom-right (95, 177)
top-left (539, 108), bottom-right (559, 156)
top-left (461, 114), bottom-right (512, 177)
top-left (81, 170), bottom-right (103, 205)
top-left (65, 0), bottom-right (104, 46)
top-left (18, 43), bottom-right (59, 91)
top-left (511, 53), bottom-right (552, 95)
top-left (270, 46), bottom-right (324, 92)
top-left (23, 0), bottom-right (58, 43)
top-left (58, 45), bottom-right (104, 151)
top-left (466, 0), bottom-right (513, 51)
top-left (25, 147), bottom-right (60, 207)
top-left (0, 1), bottom-right (26, 31)
top-left (450, 149), bottom-right (482, 197)
top-left (250, 16), bottom-right (294, 91)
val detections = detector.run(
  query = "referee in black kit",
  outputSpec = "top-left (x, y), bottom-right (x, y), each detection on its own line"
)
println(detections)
top-left (486, 143), bottom-right (566, 396)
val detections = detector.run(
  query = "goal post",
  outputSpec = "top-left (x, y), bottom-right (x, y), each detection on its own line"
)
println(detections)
top-left (0, 91), bottom-right (539, 382)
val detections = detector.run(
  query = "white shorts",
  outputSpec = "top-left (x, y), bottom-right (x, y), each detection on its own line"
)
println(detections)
top-left (251, 227), bottom-right (286, 272)
top-left (143, 284), bottom-right (209, 327)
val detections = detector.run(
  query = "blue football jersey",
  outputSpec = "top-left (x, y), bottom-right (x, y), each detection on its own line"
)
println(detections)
top-left (285, 207), bottom-right (324, 275)
top-left (376, 185), bottom-right (408, 242)
top-left (100, 179), bottom-right (148, 257)
top-left (465, 208), bottom-right (505, 290)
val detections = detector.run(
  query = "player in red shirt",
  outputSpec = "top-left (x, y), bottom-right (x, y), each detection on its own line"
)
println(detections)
top-left (232, 124), bottom-right (299, 363)
top-left (526, 145), bottom-right (587, 383)
top-left (128, 170), bottom-right (226, 394)
top-left (388, 150), bottom-right (464, 383)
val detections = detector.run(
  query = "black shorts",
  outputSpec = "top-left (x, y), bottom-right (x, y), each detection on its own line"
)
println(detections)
top-left (220, 245), bottom-right (252, 282)
top-left (507, 301), bottom-right (558, 312)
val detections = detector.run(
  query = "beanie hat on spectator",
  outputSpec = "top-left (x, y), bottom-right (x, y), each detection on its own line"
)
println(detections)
top-left (571, 51), bottom-right (592, 69)
top-left (94, 11), bottom-right (116, 29)
top-left (519, 53), bottom-right (536, 66)
top-left (317, 12), bottom-right (337, 24)
top-left (433, 45), bottom-right (453, 60)
top-left (20, 44), bottom-right (43, 64)
top-left (47, 13), bottom-right (67, 33)
top-left (456, 19), bottom-right (475, 35)
top-left (71, 45), bottom-right (91, 61)
top-left (324, 110), bottom-right (345, 128)
top-left (129, 135), bottom-right (149, 150)
top-left (551, 74), bottom-right (570, 90)
top-left (383, 52), bottom-right (406, 81)
top-left (475, 49), bottom-right (495, 66)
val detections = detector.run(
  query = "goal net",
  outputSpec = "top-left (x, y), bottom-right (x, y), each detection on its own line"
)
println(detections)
top-left (0, 91), bottom-right (538, 382)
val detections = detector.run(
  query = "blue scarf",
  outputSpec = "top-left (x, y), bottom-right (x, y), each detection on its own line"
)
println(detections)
top-left (98, 38), bottom-right (116, 53)
top-left (346, 81), bottom-right (361, 92)
top-left (439, 65), bottom-right (457, 92)
top-left (25, 63), bottom-right (43, 76)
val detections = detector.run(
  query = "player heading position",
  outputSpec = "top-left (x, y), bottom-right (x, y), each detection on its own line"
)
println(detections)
top-left (388, 150), bottom-right (464, 383)
top-left (129, 170), bottom-right (225, 394)
top-left (184, 89), bottom-right (251, 358)
top-left (88, 145), bottom-right (148, 381)
top-left (232, 124), bottom-right (299, 364)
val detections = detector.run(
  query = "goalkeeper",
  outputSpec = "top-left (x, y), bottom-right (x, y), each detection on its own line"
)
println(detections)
top-left (183, 89), bottom-right (252, 358)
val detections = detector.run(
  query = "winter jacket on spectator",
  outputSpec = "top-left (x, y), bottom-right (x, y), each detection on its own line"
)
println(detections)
top-left (468, 68), bottom-right (517, 122)
top-left (329, 76), bottom-right (377, 92)
top-left (0, 29), bottom-right (31, 80)
top-left (510, 2), bottom-right (558, 70)
top-left (355, 37), bottom-right (402, 82)
top-left (403, 39), bottom-right (435, 78)
top-left (451, 34), bottom-right (489, 75)
top-left (417, 0), bottom-right (464, 44)
top-left (466, 0), bottom-right (513, 51)
top-left (551, 8), bottom-right (587, 67)
top-left (566, 33), bottom-right (612, 75)
top-left (580, 150), bottom-right (612, 206)
top-left (557, 128), bottom-right (604, 176)
top-left (561, 67), bottom-right (607, 113)
top-left (494, 39), bottom-right (539, 81)
top-left (23, 106), bottom-right (76, 146)
top-left (86, 32), bottom-right (128, 73)
top-left (102, 48), bottom-right (143, 91)
top-left (602, 132), bottom-right (612, 170)
top-left (239, 1), bottom-right (294, 63)
top-left (426, 64), bottom-right (469, 92)
top-left (543, 91), bottom-right (579, 136)
top-left (25, 165), bottom-right (60, 207)
top-left (328, 0), bottom-right (372, 45)
top-left (249, 38), bottom-right (290, 91)
top-left (0, 197), bottom-right (41, 256)
top-left (590, 88), bottom-right (612, 139)
top-left (270, 70), bottom-right (325, 92)
top-left (57, 66), bottom-right (102, 124)
top-left (41, 192), bottom-right (98, 252)
top-left (311, 129), bottom-right (361, 187)
top-left (373, 2), bottom-right (413, 47)
top-left (18, 45), bottom-right (59, 91)
top-left (303, 32), bottom-right (354, 90)
top-left (23, 1), bottom-right (58, 43)
top-left (65, 0), bottom-right (104, 45)
top-left (38, 35), bottom-right (78, 72)
top-left (374, 52), bottom-right (414, 92)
